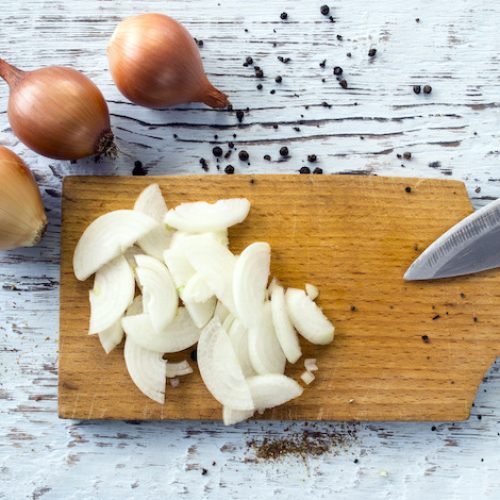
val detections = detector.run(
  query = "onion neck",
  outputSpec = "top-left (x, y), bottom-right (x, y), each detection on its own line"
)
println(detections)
top-left (0, 58), bottom-right (25, 87)
top-left (95, 129), bottom-right (118, 160)
top-left (199, 79), bottom-right (230, 109)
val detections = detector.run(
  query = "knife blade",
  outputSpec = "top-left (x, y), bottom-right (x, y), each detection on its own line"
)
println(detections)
top-left (404, 197), bottom-right (500, 281)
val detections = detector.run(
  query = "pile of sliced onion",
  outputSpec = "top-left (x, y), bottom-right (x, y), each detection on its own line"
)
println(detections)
top-left (73, 184), bottom-right (335, 424)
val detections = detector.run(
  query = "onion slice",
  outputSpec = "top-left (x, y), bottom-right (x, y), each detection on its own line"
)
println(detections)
top-left (181, 273), bottom-right (214, 303)
top-left (248, 302), bottom-right (286, 375)
top-left (134, 184), bottom-right (171, 260)
top-left (164, 198), bottom-right (250, 232)
top-left (184, 297), bottom-right (217, 329)
top-left (304, 358), bottom-right (318, 372)
top-left (89, 255), bottom-right (135, 334)
top-left (166, 360), bottom-right (193, 378)
top-left (124, 336), bottom-right (167, 404)
top-left (73, 209), bottom-right (157, 281)
top-left (126, 295), bottom-right (143, 316)
top-left (247, 374), bottom-right (303, 411)
top-left (135, 255), bottom-right (178, 332)
top-left (98, 320), bottom-right (124, 354)
top-left (233, 242), bottom-right (270, 328)
top-left (228, 318), bottom-right (255, 377)
top-left (285, 288), bottom-right (334, 345)
top-left (213, 301), bottom-right (230, 323)
top-left (163, 247), bottom-right (195, 290)
top-left (305, 283), bottom-right (319, 301)
top-left (197, 318), bottom-right (254, 411)
top-left (222, 407), bottom-right (254, 426)
top-left (270, 283), bottom-right (301, 364)
top-left (300, 371), bottom-right (315, 385)
top-left (122, 308), bottom-right (200, 353)
top-left (181, 233), bottom-right (237, 314)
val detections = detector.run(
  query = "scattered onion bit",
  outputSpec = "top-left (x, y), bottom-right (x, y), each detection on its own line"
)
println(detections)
top-left (300, 371), bottom-right (315, 385)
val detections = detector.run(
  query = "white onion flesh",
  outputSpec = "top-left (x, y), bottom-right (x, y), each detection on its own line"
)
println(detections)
top-left (126, 295), bottom-right (143, 316)
top-left (135, 255), bottom-right (178, 332)
top-left (124, 336), bottom-right (167, 404)
top-left (184, 296), bottom-right (217, 329)
top-left (285, 288), bottom-right (334, 345)
top-left (88, 255), bottom-right (135, 334)
top-left (248, 302), bottom-right (286, 375)
top-left (197, 318), bottom-right (254, 411)
top-left (247, 374), bottom-right (303, 411)
top-left (122, 308), bottom-right (200, 353)
top-left (304, 358), bottom-right (318, 372)
top-left (181, 273), bottom-right (214, 303)
top-left (270, 283), bottom-right (301, 364)
top-left (305, 283), bottom-right (319, 301)
top-left (223, 406), bottom-right (254, 425)
top-left (166, 360), bottom-right (193, 378)
top-left (163, 247), bottom-right (195, 290)
top-left (134, 184), bottom-right (172, 260)
top-left (233, 242), bottom-right (270, 328)
top-left (98, 320), bottom-right (124, 354)
top-left (181, 233), bottom-right (237, 314)
top-left (164, 198), bottom-right (250, 232)
top-left (73, 209), bottom-right (157, 281)
top-left (300, 371), bottom-right (315, 385)
top-left (228, 318), bottom-right (255, 378)
top-left (222, 313), bottom-right (236, 333)
top-left (213, 301), bottom-right (230, 323)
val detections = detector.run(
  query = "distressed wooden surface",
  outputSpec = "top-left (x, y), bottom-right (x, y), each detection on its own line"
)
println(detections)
top-left (1, 0), bottom-right (500, 498)
top-left (60, 175), bottom-right (500, 422)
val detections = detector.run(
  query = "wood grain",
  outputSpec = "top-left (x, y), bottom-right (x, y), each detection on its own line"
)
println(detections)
top-left (59, 175), bottom-right (500, 421)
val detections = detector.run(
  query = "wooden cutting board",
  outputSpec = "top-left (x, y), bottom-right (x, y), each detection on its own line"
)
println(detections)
top-left (59, 175), bottom-right (500, 421)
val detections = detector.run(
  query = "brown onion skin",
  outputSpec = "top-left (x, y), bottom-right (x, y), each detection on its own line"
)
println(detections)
top-left (0, 59), bottom-right (115, 160)
top-left (107, 13), bottom-right (229, 109)
top-left (0, 146), bottom-right (47, 250)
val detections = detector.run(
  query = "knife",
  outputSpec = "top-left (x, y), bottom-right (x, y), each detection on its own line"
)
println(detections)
top-left (404, 197), bottom-right (500, 281)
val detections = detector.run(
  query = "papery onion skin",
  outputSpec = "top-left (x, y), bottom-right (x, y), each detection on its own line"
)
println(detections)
top-left (0, 146), bottom-right (47, 250)
top-left (107, 13), bottom-right (230, 109)
top-left (0, 58), bottom-right (115, 160)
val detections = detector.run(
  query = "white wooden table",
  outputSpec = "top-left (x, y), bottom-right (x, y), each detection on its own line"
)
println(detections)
top-left (1, 1), bottom-right (500, 498)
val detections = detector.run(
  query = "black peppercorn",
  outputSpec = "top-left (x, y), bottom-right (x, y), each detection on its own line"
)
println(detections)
top-left (275, 75), bottom-right (282, 83)
top-left (270, 89), bottom-right (276, 94)
top-left (313, 167), bottom-right (323, 174)
top-left (346, 52), bottom-right (352, 57)
top-left (299, 166), bottom-right (311, 174)
top-left (333, 66), bottom-right (343, 76)
top-left (228, 141), bottom-right (234, 149)
top-left (132, 161), bottom-right (147, 176)
top-left (320, 5), bottom-right (330, 15)
top-left (279, 146), bottom-right (289, 157)
top-left (403, 151), bottom-right (412, 160)
top-left (246, 56), bottom-right (253, 65)
top-left (255, 69), bottom-right (264, 78)
top-left (197, 40), bottom-right (204, 48)
top-left (339, 79), bottom-right (348, 89)
top-left (368, 48), bottom-right (377, 57)
top-left (264, 154), bottom-right (271, 161)
top-left (224, 165), bottom-right (235, 174)
top-left (413, 85), bottom-right (421, 94)
top-left (421, 335), bottom-right (430, 343)
top-left (307, 154), bottom-right (317, 163)
top-left (236, 110), bottom-right (244, 123)
top-left (423, 85), bottom-right (432, 94)
top-left (212, 146), bottom-right (223, 157)
top-left (319, 59), bottom-right (326, 68)
top-left (257, 84), bottom-right (263, 90)
top-left (280, 12), bottom-right (288, 20)
top-left (238, 150), bottom-right (249, 161)
top-left (405, 186), bottom-right (412, 193)
top-left (336, 34), bottom-right (343, 41)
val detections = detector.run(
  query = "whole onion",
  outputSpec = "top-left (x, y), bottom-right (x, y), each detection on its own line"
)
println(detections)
top-left (0, 146), bottom-right (47, 250)
top-left (107, 13), bottom-right (230, 109)
top-left (0, 58), bottom-right (115, 160)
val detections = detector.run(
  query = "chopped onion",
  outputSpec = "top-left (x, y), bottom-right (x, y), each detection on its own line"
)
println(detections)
top-left (163, 247), bottom-right (195, 289)
top-left (233, 242), bottom-right (270, 328)
top-left (197, 318), bottom-right (254, 411)
top-left (98, 320), bottom-right (124, 354)
top-left (184, 297), bottom-right (217, 329)
top-left (285, 288), bottom-right (334, 345)
top-left (305, 283), bottom-right (319, 301)
top-left (213, 301), bottom-right (230, 323)
top-left (169, 377), bottom-right (180, 388)
top-left (222, 407), bottom-right (254, 425)
top-left (270, 283), bottom-right (301, 364)
top-left (248, 302), bottom-right (286, 375)
top-left (304, 358), bottom-right (318, 372)
top-left (247, 374), bottom-right (303, 411)
top-left (228, 318), bottom-right (255, 378)
top-left (88, 255), bottom-right (135, 334)
top-left (126, 295), bottom-right (143, 316)
top-left (181, 273), bottom-right (214, 303)
top-left (300, 371), bottom-right (315, 385)
top-left (122, 308), bottom-right (200, 353)
top-left (166, 360), bottom-right (193, 378)
top-left (73, 209), bottom-right (157, 281)
top-left (222, 313), bottom-right (236, 333)
top-left (181, 233), bottom-right (237, 314)
top-left (135, 255), bottom-right (178, 332)
top-left (134, 184), bottom-right (172, 260)
top-left (124, 336), bottom-right (167, 403)
top-left (164, 198), bottom-right (250, 232)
